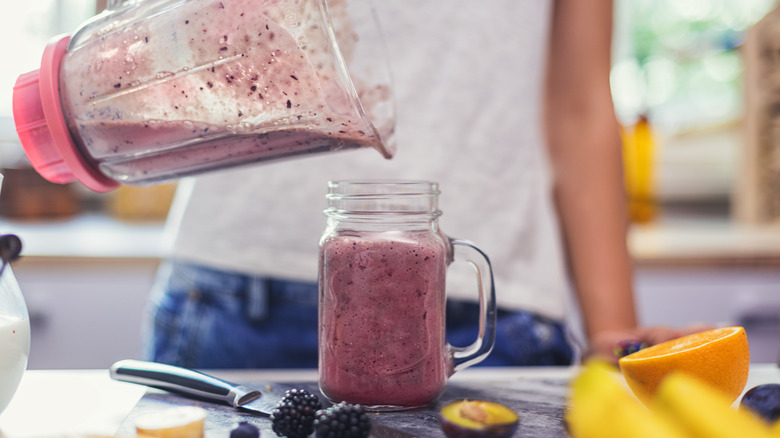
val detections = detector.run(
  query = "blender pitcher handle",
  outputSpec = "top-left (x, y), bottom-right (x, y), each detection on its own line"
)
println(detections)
top-left (449, 239), bottom-right (497, 373)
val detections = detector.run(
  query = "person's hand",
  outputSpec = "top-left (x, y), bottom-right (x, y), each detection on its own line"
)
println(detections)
top-left (586, 324), bottom-right (715, 364)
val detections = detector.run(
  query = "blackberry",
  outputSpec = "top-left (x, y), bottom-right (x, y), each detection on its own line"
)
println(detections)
top-left (270, 388), bottom-right (323, 438)
top-left (314, 402), bottom-right (371, 438)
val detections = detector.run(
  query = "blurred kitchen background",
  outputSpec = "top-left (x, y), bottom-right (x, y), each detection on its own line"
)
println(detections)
top-left (1, 0), bottom-right (780, 368)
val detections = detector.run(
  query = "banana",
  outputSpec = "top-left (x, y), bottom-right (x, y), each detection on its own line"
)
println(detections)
top-left (655, 372), bottom-right (774, 438)
top-left (566, 361), bottom-right (690, 438)
top-left (771, 419), bottom-right (780, 437)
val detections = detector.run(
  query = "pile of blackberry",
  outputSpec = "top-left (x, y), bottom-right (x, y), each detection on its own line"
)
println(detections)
top-left (270, 389), bottom-right (324, 438)
top-left (269, 389), bottom-right (371, 438)
top-left (313, 402), bottom-right (371, 438)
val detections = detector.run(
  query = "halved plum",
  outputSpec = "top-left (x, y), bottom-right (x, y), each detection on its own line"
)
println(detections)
top-left (439, 400), bottom-right (519, 438)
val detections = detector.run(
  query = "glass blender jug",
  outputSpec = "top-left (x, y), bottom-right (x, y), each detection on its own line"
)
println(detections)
top-left (0, 175), bottom-right (28, 415)
top-left (12, 0), bottom-right (395, 192)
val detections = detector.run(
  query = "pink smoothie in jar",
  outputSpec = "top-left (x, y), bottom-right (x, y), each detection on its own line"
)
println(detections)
top-left (318, 231), bottom-right (452, 408)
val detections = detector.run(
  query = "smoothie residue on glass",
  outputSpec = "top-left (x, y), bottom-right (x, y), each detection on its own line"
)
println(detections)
top-left (60, 0), bottom-right (392, 182)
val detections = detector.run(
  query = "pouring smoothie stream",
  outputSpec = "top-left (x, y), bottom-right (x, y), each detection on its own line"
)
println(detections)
top-left (13, 0), bottom-right (394, 192)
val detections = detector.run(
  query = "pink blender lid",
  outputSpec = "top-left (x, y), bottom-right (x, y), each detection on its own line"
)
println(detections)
top-left (12, 35), bottom-right (118, 192)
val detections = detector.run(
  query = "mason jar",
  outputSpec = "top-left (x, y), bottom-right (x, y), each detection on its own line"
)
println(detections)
top-left (318, 180), bottom-right (497, 410)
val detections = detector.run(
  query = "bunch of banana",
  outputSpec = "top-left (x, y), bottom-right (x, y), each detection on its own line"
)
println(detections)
top-left (566, 361), bottom-right (780, 438)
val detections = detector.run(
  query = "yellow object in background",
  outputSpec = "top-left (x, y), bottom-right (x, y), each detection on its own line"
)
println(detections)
top-left (107, 183), bottom-right (178, 222)
top-left (621, 114), bottom-right (657, 223)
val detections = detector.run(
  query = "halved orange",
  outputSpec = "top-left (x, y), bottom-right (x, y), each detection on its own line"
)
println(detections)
top-left (618, 326), bottom-right (750, 405)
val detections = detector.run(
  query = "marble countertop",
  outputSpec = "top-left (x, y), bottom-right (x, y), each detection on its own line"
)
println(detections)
top-left (1, 365), bottom-right (779, 438)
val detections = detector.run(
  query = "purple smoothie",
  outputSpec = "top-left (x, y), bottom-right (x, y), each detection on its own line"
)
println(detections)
top-left (89, 120), bottom-right (379, 183)
top-left (318, 231), bottom-right (452, 408)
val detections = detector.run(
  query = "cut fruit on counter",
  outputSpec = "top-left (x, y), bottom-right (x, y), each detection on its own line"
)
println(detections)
top-left (566, 361), bottom-right (778, 438)
top-left (134, 406), bottom-right (206, 438)
top-left (618, 326), bottom-right (749, 404)
top-left (439, 399), bottom-right (519, 438)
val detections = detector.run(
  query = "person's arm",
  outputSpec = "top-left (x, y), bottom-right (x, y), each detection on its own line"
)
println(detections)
top-left (543, 0), bottom-right (709, 360)
top-left (543, 0), bottom-right (638, 355)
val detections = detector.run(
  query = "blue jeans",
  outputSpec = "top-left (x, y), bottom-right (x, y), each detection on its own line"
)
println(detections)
top-left (143, 261), bottom-right (574, 368)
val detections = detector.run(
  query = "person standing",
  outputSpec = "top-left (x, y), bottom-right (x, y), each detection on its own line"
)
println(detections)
top-left (143, 0), bottom-right (698, 368)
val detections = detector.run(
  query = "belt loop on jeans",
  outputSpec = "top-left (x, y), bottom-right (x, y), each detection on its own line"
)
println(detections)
top-left (247, 277), bottom-right (270, 322)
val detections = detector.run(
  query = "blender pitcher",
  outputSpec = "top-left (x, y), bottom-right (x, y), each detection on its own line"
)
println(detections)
top-left (12, 0), bottom-right (395, 192)
top-left (0, 175), bottom-right (29, 415)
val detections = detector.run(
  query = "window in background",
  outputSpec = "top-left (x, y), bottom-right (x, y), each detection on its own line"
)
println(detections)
top-left (612, 0), bottom-right (776, 205)
top-left (0, 0), bottom-right (97, 166)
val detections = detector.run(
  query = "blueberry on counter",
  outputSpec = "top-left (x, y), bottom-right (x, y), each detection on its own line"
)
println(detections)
top-left (230, 421), bottom-right (260, 438)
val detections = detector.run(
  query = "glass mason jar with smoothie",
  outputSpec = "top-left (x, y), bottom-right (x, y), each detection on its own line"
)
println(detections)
top-left (318, 181), bottom-right (497, 410)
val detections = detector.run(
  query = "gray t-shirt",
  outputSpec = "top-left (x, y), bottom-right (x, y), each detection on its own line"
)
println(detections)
top-left (165, 0), bottom-right (571, 321)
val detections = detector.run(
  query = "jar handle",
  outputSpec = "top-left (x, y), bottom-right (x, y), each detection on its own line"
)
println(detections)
top-left (449, 239), bottom-right (497, 373)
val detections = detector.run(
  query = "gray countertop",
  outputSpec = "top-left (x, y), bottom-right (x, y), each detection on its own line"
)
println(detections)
top-left (3, 366), bottom-right (780, 437)
top-left (118, 377), bottom-right (570, 438)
